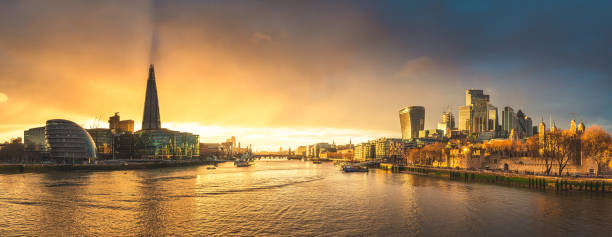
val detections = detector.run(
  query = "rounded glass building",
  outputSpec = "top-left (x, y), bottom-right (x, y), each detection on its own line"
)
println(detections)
top-left (45, 119), bottom-right (97, 164)
top-left (399, 106), bottom-right (425, 140)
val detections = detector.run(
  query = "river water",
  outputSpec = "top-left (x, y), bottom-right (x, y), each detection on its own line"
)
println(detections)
top-left (0, 160), bottom-right (610, 236)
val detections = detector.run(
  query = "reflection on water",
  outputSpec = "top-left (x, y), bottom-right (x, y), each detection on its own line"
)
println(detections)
top-left (0, 160), bottom-right (611, 236)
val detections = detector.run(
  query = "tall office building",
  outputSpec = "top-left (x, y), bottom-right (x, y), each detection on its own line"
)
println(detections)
top-left (458, 90), bottom-right (493, 133)
top-left (440, 111), bottom-right (455, 128)
top-left (437, 111), bottom-right (455, 135)
top-left (515, 110), bottom-right (533, 138)
top-left (399, 106), bottom-right (425, 140)
top-left (136, 65), bottom-right (199, 159)
top-left (502, 106), bottom-right (516, 135)
top-left (525, 117), bottom-right (533, 137)
top-left (142, 64), bottom-right (161, 130)
top-left (488, 105), bottom-right (499, 132)
top-left (458, 105), bottom-right (472, 131)
top-left (109, 113), bottom-right (120, 132)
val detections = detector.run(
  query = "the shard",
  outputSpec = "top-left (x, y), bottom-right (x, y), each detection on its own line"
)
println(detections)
top-left (142, 64), bottom-right (161, 130)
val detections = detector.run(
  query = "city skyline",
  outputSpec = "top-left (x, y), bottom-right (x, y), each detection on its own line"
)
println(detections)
top-left (1, 1), bottom-right (611, 151)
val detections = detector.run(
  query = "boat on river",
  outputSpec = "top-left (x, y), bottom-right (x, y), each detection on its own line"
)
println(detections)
top-left (234, 160), bottom-right (251, 167)
top-left (312, 159), bottom-right (322, 164)
top-left (342, 165), bottom-right (368, 172)
top-left (234, 152), bottom-right (253, 167)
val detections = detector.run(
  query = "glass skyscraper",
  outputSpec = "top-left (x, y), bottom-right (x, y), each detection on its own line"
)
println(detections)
top-left (399, 106), bottom-right (425, 140)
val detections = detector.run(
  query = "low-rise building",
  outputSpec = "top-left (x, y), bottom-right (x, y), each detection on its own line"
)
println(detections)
top-left (45, 119), bottom-right (97, 164)
top-left (135, 129), bottom-right (199, 159)
top-left (24, 126), bottom-right (46, 152)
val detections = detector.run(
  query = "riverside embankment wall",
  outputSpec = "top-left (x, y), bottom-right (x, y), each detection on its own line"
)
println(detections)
top-left (380, 164), bottom-right (612, 193)
top-left (0, 160), bottom-right (220, 173)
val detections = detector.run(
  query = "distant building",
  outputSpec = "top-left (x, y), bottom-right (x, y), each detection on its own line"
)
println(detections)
top-left (354, 142), bottom-right (375, 161)
top-left (515, 110), bottom-right (532, 138)
top-left (354, 143), bottom-right (364, 161)
top-left (457, 89), bottom-right (502, 137)
top-left (488, 105), bottom-right (499, 133)
top-left (526, 117), bottom-right (533, 137)
top-left (45, 119), bottom-right (96, 163)
top-left (373, 138), bottom-right (408, 161)
top-left (336, 146), bottom-right (354, 160)
top-left (399, 106), bottom-right (425, 140)
top-left (578, 120), bottom-right (585, 133)
top-left (502, 106), bottom-right (516, 136)
top-left (119, 120), bottom-right (134, 133)
top-left (307, 145), bottom-right (314, 157)
top-left (200, 143), bottom-right (221, 158)
top-left (109, 113), bottom-right (120, 133)
top-left (314, 143), bottom-right (333, 158)
top-left (458, 105), bottom-right (473, 132)
top-left (24, 127), bottom-right (46, 152)
top-left (295, 146), bottom-right (307, 156)
top-left (86, 113), bottom-right (136, 159)
top-left (459, 90), bottom-right (493, 134)
top-left (365, 141), bottom-right (376, 159)
top-left (135, 64), bottom-right (199, 159)
top-left (142, 64), bottom-right (162, 130)
top-left (116, 133), bottom-right (135, 159)
top-left (87, 128), bottom-right (113, 158)
top-left (135, 129), bottom-right (199, 159)
top-left (374, 138), bottom-right (393, 160)
top-left (419, 129), bottom-right (444, 140)
top-left (437, 111), bottom-right (455, 136)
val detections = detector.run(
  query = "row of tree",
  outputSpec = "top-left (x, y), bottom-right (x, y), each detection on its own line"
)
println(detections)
top-left (403, 126), bottom-right (612, 176)
top-left (0, 138), bottom-right (25, 163)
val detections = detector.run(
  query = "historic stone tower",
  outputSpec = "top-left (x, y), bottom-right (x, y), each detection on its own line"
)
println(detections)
top-left (538, 120), bottom-right (546, 155)
top-left (142, 64), bottom-right (161, 130)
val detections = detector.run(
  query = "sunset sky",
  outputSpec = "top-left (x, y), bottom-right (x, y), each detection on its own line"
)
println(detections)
top-left (1, 0), bottom-right (611, 151)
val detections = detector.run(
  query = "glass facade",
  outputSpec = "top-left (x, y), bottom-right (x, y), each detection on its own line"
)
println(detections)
top-left (87, 128), bottom-right (113, 158)
top-left (399, 106), bottom-right (425, 140)
top-left (135, 129), bottom-right (199, 159)
top-left (24, 126), bottom-right (46, 152)
top-left (45, 119), bottom-right (97, 163)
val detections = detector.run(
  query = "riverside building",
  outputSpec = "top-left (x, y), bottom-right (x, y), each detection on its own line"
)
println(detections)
top-left (24, 126), bottom-right (46, 152)
top-left (135, 64), bottom-right (199, 159)
top-left (45, 119), bottom-right (97, 163)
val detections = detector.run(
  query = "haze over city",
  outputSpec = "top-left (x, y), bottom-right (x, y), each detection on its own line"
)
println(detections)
top-left (1, 1), bottom-right (611, 151)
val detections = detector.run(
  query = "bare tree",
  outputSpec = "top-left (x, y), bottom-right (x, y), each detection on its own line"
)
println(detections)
top-left (581, 126), bottom-right (612, 175)
top-left (546, 131), bottom-right (579, 176)
top-left (525, 136), bottom-right (540, 158)
top-left (540, 131), bottom-right (560, 175)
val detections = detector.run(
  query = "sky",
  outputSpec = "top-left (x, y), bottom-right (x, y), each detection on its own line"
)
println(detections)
top-left (1, 0), bottom-right (611, 151)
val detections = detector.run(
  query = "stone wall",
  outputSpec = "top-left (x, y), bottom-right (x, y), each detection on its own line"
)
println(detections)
top-left (434, 154), bottom-right (606, 176)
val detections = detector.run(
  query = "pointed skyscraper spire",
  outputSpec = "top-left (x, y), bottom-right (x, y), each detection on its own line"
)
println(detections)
top-left (142, 64), bottom-right (161, 130)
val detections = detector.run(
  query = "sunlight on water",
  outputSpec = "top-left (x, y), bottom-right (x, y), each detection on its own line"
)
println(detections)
top-left (0, 160), bottom-right (611, 236)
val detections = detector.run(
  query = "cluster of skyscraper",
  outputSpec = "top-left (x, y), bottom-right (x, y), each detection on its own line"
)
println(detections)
top-left (23, 65), bottom-right (200, 163)
top-left (400, 89), bottom-right (540, 141)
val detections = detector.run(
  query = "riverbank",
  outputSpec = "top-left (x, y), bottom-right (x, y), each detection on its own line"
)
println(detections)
top-left (0, 159), bottom-right (227, 173)
top-left (380, 163), bottom-right (612, 193)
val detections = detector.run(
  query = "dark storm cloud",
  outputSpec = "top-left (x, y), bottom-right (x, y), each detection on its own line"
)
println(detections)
top-left (360, 0), bottom-right (612, 129)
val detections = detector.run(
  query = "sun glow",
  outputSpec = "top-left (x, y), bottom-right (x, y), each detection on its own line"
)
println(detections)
top-left (162, 122), bottom-right (396, 151)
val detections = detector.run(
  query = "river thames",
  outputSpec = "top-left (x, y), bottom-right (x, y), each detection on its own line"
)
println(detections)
top-left (0, 160), bottom-right (611, 236)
